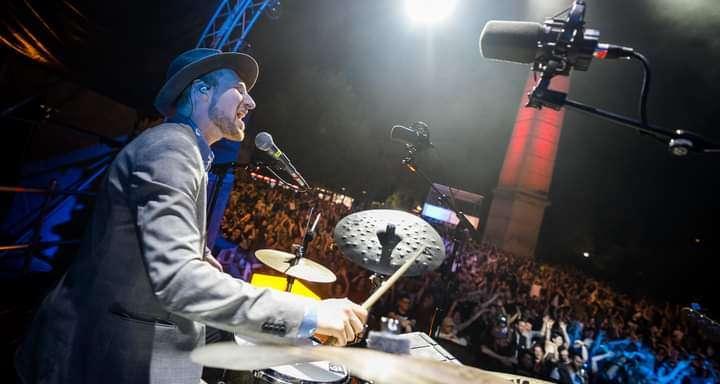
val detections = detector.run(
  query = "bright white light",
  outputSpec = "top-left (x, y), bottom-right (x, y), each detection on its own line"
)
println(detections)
top-left (406, 0), bottom-right (458, 24)
top-left (583, 252), bottom-right (590, 258)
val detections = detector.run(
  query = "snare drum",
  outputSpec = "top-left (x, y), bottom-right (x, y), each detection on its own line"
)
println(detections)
top-left (234, 334), bottom-right (349, 384)
top-left (253, 361), bottom-right (349, 384)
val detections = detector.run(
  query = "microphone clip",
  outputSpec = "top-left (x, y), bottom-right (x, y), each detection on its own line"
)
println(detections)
top-left (527, 61), bottom-right (569, 110)
top-left (532, 0), bottom-right (599, 78)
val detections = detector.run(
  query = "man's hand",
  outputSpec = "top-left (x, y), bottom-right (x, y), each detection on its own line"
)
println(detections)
top-left (315, 298), bottom-right (367, 346)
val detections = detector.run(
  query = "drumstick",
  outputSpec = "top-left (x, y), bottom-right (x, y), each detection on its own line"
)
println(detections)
top-left (361, 246), bottom-right (426, 310)
top-left (321, 246), bottom-right (426, 346)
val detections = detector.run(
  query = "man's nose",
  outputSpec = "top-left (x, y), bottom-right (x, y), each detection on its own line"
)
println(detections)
top-left (244, 93), bottom-right (256, 110)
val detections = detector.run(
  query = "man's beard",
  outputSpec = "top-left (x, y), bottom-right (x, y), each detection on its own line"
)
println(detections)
top-left (209, 102), bottom-right (244, 142)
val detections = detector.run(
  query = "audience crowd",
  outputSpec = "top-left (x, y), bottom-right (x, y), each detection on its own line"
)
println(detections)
top-left (219, 171), bottom-right (719, 383)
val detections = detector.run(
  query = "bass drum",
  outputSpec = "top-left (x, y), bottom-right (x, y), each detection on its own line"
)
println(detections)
top-left (233, 334), bottom-right (349, 384)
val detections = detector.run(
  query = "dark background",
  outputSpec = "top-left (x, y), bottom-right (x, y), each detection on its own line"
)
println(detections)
top-left (1, 0), bottom-right (718, 309)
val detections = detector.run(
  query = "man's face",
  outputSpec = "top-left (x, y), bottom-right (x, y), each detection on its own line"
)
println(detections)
top-left (441, 317), bottom-right (454, 334)
top-left (398, 297), bottom-right (411, 313)
top-left (672, 330), bottom-right (684, 344)
top-left (517, 320), bottom-right (531, 333)
top-left (207, 69), bottom-right (256, 142)
top-left (533, 345), bottom-right (543, 360)
top-left (559, 349), bottom-right (570, 363)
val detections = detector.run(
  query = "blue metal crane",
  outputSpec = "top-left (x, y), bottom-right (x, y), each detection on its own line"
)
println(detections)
top-left (197, 0), bottom-right (279, 52)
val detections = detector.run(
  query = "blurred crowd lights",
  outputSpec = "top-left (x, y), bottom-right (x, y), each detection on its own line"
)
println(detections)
top-left (249, 172), bottom-right (354, 208)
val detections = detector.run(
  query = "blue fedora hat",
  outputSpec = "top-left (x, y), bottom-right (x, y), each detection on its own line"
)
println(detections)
top-left (154, 48), bottom-right (259, 116)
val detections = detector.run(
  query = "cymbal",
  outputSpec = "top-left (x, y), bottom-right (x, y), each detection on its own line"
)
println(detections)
top-left (255, 249), bottom-right (336, 283)
top-left (333, 209), bottom-right (446, 276)
top-left (191, 342), bottom-right (552, 384)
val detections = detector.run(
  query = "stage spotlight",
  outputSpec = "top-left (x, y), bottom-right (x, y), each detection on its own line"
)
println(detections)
top-left (405, 0), bottom-right (457, 24)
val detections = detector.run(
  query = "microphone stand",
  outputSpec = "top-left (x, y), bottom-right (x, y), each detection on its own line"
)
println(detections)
top-left (207, 161), bottom-right (236, 219)
top-left (505, 0), bottom-right (720, 156)
top-left (249, 162), bottom-right (308, 193)
top-left (399, 143), bottom-right (480, 338)
top-left (527, 38), bottom-right (720, 156)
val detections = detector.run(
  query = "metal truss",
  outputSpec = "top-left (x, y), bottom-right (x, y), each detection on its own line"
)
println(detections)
top-left (196, 0), bottom-right (278, 52)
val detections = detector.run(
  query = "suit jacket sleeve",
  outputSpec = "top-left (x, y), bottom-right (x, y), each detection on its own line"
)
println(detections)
top-left (129, 132), bottom-right (314, 337)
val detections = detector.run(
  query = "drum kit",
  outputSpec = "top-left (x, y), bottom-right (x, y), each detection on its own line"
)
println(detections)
top-left (195, 209), bottom-right (549, 384)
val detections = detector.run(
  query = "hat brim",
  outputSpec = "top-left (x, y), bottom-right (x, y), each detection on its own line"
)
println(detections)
top-left (154, 52), bottom-right (259, 116)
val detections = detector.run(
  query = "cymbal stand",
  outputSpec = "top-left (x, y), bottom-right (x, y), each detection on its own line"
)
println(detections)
top-left (286, 207), bottom-right (321, 292)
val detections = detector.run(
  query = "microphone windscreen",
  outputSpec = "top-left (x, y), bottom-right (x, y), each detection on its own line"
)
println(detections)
top-left (254, 131), bottom-right (274, 152)
top-left (479, 20), bottom-right (542, 64)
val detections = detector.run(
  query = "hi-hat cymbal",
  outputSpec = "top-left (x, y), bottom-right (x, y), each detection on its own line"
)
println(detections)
top-left (191, 342), bottom-right (552, 384)
top-left (255, 249), bottom-right (336, 283)
top-left (333, 209), bottom-right (446, 276)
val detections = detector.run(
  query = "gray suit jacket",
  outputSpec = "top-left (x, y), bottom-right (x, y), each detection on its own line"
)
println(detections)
top-left (16, 122), bottom-right (315, 384)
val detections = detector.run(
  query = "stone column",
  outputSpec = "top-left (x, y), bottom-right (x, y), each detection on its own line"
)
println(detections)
top-left (484, 74), bottom-right (570, 258)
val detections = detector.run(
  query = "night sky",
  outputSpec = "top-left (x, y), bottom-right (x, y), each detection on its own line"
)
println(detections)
top-left (2, 0), bottom-right (719, 308)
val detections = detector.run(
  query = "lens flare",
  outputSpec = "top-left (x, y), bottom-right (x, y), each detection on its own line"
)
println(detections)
top-left (405, 0), bottom-right (458, 24)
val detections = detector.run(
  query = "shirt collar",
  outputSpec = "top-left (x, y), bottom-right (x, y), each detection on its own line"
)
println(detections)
top-left (167, 115), bottom-right (215, 172)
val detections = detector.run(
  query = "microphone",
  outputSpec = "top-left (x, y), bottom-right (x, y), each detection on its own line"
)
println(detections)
top-left (479, 20), bottom-right (635, 64)
top-left (254, 132), bottom-right (310, 190)
top-left (390, 121), bottom-right (432, 150)
top-left (478, 1), bottom-right (638, 111)
top-left (479, 21), bottom-right (543, 65)
top-left (479, 18), bottom-right (635, 71)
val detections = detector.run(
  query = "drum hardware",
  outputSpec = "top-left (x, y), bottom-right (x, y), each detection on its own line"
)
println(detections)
top-left (215, 210), bottom-right (453, 382)
top-left (322, 243), bottom-right (430, 347)
top-left (286, 207), bottom-right (322, 291)
top-left (191, 343), bottom-right (553, 384)
top-left (232, 333), bottom-right (349, 384)
top-left (333, 209), bottom-right (447, 277)
top-left (254, 249), bottom-right (336, 284)
top-left (365, 330), bottom-right (410, 355)
top-left (240, 208), bottom-right (349, 383)
top-left (252, 361), bottom-right (349, 384)
top-left (197, 209), bottom-right (552, 383)
top-left (317, 209), bottom-right (447, 346)
top-left (254, 209), bottom-right (336, 284)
